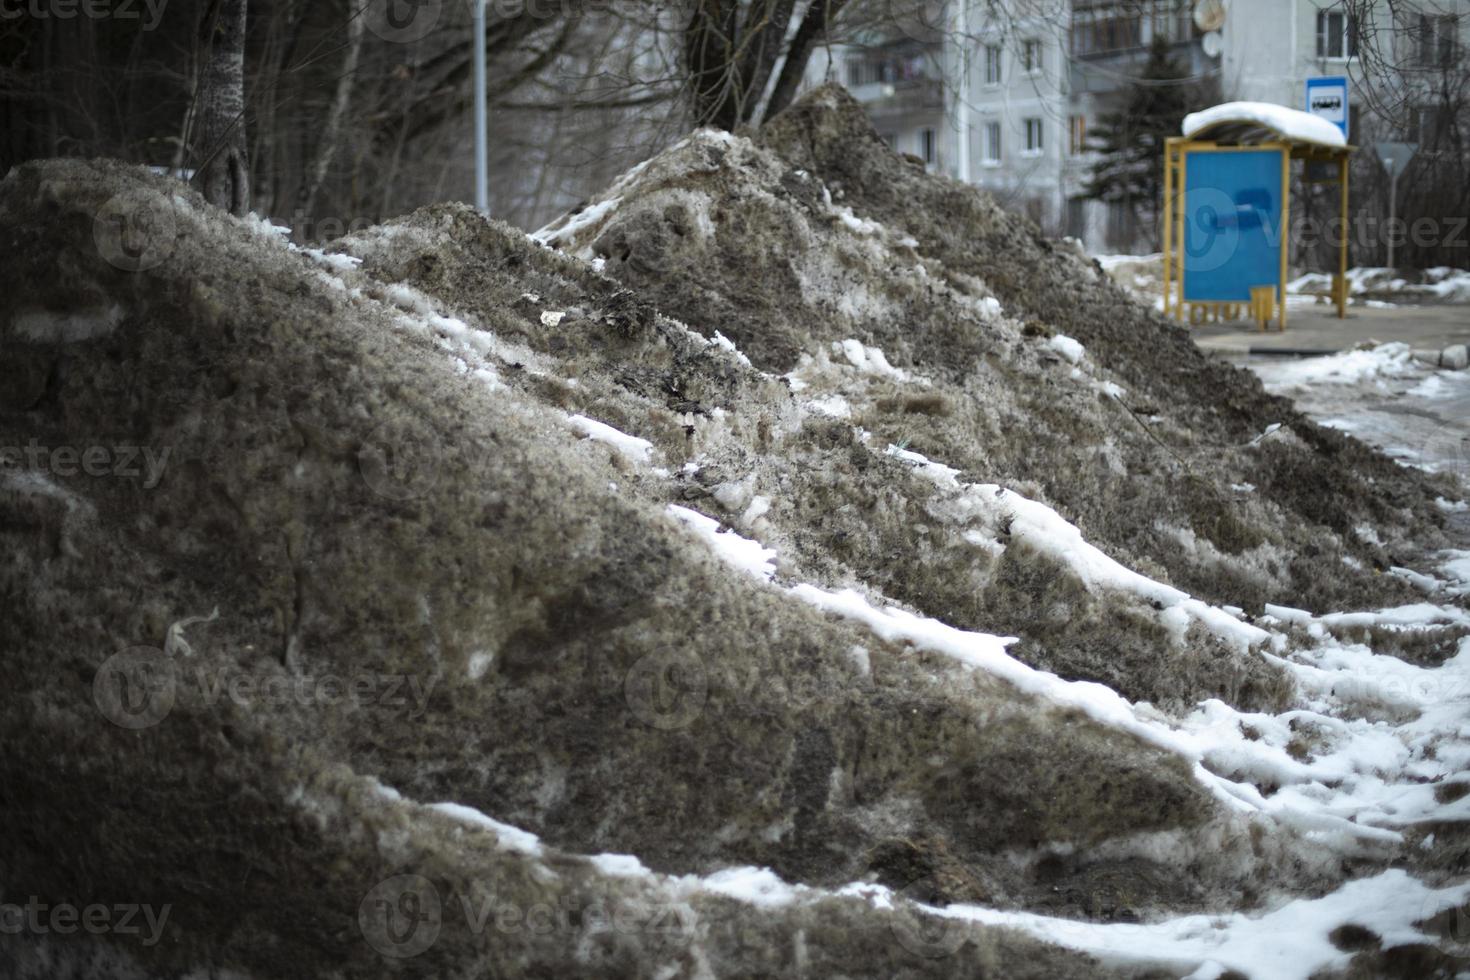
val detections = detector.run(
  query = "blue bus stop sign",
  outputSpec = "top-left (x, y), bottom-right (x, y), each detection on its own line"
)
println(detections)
top-left (1306, 76), bottom-right (1350, 141)
top-left (1183, 148), bottom-right (1287, 303)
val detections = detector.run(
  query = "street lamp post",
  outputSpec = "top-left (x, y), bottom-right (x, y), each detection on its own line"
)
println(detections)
top-left (473, 0), bottom-right (488, 214)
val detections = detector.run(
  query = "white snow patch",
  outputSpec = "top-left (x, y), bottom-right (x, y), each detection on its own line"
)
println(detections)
top-left (711, 330), bottom-right (753, 367)
top-left (587, 853), bottom-right (650, 878)
top-left (532, 196), bottom-right (622, 246)
top-left (694, 867), bottom-right (803, 909)
top-left (428, 801), bottom-right (544, 856)
top-left (804, 394), bottom-right (852, 418)
top-left (1252, 343), bottom-right (1418, 391)
top-left (898, 869), bottom-right (1468, 980)
top-left (667, 505), bottom-right (777, 581)
top-left (836, 339), bottom-right (910, 381)
top-left (467, 650), bottom-right (494, 680)
top-left (832, 205), bottom-right (883, 237)
top-left (1048, 334), bottom-right (1085, 364)
top-left (567, 415), bottom-right (656, 466)
top-left (301, 247), bottom-right (362, 273)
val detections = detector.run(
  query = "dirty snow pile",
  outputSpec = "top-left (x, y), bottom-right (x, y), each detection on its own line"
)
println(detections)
top-left (2, 85), bottom-right (1468, 980)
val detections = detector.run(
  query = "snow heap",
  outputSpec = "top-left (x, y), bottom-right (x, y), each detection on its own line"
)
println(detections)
top-left (1, 86), bottom-right (1466, 980)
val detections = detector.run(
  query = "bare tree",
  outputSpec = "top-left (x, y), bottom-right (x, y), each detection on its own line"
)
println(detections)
top-left (195, 0), bottom-right (250, 215)
top-left (298, 0), bottom-right (366, 216)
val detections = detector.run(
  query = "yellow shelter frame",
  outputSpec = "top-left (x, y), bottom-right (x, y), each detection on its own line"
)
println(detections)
top-left (1162, 134), bottom-right (1352, 331)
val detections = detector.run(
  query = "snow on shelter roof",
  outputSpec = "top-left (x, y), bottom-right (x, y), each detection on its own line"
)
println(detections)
top-left (1183, 101), bottom-right (1349, 150)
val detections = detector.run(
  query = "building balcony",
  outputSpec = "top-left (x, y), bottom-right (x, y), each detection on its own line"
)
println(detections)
top-left (849, 77), bottom-right (945, 116)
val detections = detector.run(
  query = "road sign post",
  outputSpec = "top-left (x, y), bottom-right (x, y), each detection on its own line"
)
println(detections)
top-left (1373, 142), bottom-right (1417, 270)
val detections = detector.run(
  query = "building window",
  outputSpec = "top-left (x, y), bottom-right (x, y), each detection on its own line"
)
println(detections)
top-left (1409, 105), bottom-right (1441, 147)
top-left (1316, 9), bottom-right (1357, 59)
top-left (984, 44), bottom-right (1003, 84)
top-left (846, 59), bottom-right (864, 87)
top-left (983, 121), bottom-right (1002, 164)
top-left (1071, 8), bottom-right (1144, 56)
top-left (919, 127), bottom-right (936, 165)
top-left (1068, 115), bottom-right (1087, 154)
top-left (1024, 117), bottom-right (1044, 154)
top-left (1418, 14), bottom-right (1460, 67)
top-left (1022, 38), bottom-right (1042, 73)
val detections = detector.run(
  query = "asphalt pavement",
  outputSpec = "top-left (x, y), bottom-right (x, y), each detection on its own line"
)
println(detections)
top-left (1189, 301), bottom-right (1468, 357)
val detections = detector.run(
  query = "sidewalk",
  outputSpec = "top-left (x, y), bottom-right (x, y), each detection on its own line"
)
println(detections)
top-left (1189, 302), bottom-right (1469, 356)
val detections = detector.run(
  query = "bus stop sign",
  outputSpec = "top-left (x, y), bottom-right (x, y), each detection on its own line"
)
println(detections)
top-left (1306, 76), bottom-right (1349, 140)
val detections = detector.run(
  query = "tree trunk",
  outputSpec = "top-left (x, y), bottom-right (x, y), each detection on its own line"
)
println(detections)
top-left (196, 0), bottom-right (250, 216)
top-left (763, 0), bottom-right (849, 123)
top-left (298, 0), bottom-right (366, 218)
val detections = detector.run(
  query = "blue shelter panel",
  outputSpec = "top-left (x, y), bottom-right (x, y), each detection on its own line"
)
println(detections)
top-left (1183, 149), bottom-right (1285, 303)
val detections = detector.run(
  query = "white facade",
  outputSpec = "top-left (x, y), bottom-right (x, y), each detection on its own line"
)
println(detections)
top-left (807, 0), bottom-right (1467, 253)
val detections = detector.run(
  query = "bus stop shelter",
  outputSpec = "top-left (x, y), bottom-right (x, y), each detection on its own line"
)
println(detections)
top-left (1163, 102), bottom-right (1355, 331)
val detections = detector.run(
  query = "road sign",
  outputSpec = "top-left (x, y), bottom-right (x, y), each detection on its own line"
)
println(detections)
top-left (1373, 142), bottom-right (1417, 179)
top-left (1373, 142), bottom-right (1418, 269)
top-left (1306, 76), bottom-right (1350, 140)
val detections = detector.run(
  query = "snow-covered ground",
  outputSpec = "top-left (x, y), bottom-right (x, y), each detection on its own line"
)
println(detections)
top-left (1095, 254), bottom-right (1470, 310)
top-left (1248, 342), bottom-right (1470, 480)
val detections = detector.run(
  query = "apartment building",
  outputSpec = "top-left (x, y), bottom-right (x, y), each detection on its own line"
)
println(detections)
top-left (808, 0), bottom-right (1467, 254)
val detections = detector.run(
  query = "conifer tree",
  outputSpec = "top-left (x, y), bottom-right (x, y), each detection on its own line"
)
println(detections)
top-left (1085, 34), bottom-right (1198, 247)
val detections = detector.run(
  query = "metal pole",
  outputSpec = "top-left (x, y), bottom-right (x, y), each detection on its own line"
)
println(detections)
top-left (1338, 154), bottom-right (1349, 319)
top-left (1386, 171), bottom-right (1397, 270)
top-left (955, 0), bottom-right (970, 184)
top-left (1278, 146), bottom-right (1291, 331)
top-left (473, 0), bottom-right (488, 213)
